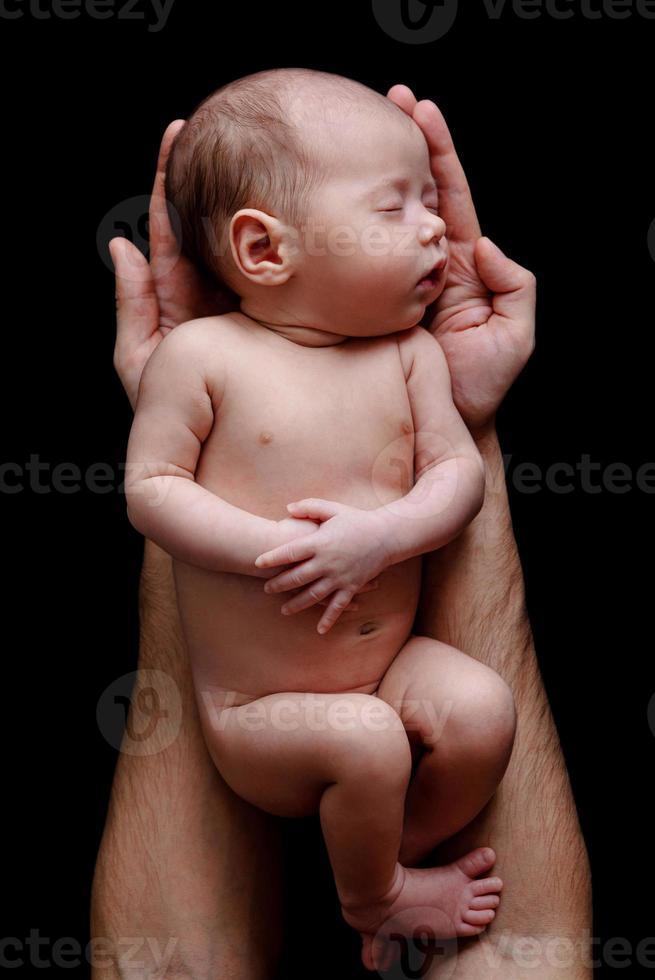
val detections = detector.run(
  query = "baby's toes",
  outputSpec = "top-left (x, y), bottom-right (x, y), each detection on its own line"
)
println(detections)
top-left (454, 846), bottom-right (496, 880)
top-left (470, 894), bottom-right (500, 911)
top-left (471, 876), bottom-right (503, 896)
top-left (458, 921), bottom-right (488, 938)
top-left (462, 907), bottom-right (497, 927)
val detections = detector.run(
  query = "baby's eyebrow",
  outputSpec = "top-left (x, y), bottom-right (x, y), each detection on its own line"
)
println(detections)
top-left (363, 176), bottom-right (438, 199)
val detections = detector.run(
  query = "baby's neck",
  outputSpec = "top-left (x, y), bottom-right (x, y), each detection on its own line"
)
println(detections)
top-left (237, 307), bottom-right (347, 350)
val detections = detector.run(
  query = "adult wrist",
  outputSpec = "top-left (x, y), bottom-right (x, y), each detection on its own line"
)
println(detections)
top-left (467, 415), bottom-right (498, 448)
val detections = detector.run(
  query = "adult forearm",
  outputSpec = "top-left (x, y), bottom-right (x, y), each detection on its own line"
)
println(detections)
top-left (416, 424), bottom-right (592, 974)
top-left (90, 538), bottom-right (284, 980)
top-left (126, 476), bottom-right (278, 578)
top-left (415, 425), bottom-right (532, 689)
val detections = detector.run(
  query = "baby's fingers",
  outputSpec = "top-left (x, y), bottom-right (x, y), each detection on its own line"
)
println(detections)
top-left (280, 580), bottom-right (335, 617)
top-left (355, 577), bottom-right (380, 596)
top-left (255, 537), bottom-right (316, 569)
top-left (319, 597), bottom-right (359, 611)
top-left (316, 590), bottom-right (354, 634)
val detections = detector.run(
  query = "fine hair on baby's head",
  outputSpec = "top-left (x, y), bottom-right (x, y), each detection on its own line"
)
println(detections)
top-left (165, 67), bottom-right (408, 294)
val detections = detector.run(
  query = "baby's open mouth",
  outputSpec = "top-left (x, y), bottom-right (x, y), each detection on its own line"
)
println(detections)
top-left (416, 260), bottom-right (446, 290)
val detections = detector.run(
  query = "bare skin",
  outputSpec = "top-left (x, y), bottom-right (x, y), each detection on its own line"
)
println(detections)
top-left (92, 83), bottom-right (591, 980)
top-left (123, 92), bottom-right (520, 969)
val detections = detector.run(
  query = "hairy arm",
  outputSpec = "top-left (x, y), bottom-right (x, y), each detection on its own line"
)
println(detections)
top-left (90, 538), bottom-right (285, 980)
top-left (124, 321), bottom-right (278, 577)
top-left (380, 326), bottom-right (485, 564)
top-left (416, 424), bottom-right (592, 973)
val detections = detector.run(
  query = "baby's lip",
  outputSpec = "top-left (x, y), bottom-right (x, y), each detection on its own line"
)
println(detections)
top-left (416, 256), bottom-right (447, 285)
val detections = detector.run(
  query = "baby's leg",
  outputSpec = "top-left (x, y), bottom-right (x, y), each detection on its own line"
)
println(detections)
top-left (376, 634), bottom-right (517, 867)
top-left (201, 688), bottom-right (501, 972)
top-left (202, 689), bottom-right (412, 909)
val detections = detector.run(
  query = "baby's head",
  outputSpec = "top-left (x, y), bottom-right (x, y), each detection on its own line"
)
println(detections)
top-left (166, 68), bottom-right (448, 342)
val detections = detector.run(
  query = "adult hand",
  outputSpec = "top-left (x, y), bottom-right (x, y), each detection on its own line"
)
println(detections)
top-left (387, 86), bottom-right (536, 433)
top-left (111, 120), bottom-right (238, 410)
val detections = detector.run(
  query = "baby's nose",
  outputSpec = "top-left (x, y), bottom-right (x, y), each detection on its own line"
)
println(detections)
top-left (419, 213), bottom-right (447, 245)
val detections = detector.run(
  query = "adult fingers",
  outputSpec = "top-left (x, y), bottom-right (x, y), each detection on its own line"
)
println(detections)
top-left (110, 237), bottom-right (159, 409)
top-left (149, 119), bottom-right (185, 281)
top-left (386, 83), bottom-right (418, 115)
top-left (412, 99), bottom-right (482, 246)
top-left (475, 237), bottom-right (537, 356)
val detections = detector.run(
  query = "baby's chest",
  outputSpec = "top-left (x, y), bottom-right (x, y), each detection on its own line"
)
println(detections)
top-left (196, 352), bottom-right (416, 513)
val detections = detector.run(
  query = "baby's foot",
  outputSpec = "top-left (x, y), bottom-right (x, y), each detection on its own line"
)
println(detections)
top-left (341, 846), bottom-right (502, 973)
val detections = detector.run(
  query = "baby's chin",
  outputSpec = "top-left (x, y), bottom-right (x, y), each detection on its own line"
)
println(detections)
top-left (415, 294), bottom-right (442, 328)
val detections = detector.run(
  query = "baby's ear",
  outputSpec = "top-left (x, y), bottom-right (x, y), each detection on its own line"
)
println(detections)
top-left (229, 209), bottom-right (295, 287)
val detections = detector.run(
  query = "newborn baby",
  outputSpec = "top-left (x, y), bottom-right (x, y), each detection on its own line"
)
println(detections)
top-left (125, 67), bottom-right (517, 971)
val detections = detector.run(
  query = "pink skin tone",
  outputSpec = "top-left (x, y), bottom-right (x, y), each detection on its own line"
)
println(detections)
top-left (110, 83), bottom-right (538, 975)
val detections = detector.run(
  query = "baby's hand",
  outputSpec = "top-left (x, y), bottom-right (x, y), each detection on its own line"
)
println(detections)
top-left (268, 516), bottom-right (381, 616)
top-left (255, 499), bottom-right (393, 634)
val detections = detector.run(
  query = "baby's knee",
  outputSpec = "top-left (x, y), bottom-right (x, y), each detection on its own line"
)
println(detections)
top-left (335, 694), bottom-right (412, 787)
top-left (446, 667), bottom-right (517, 757)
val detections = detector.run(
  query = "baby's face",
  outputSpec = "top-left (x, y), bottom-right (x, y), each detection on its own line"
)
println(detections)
top-left (293, 110), bottom-right (448, 337)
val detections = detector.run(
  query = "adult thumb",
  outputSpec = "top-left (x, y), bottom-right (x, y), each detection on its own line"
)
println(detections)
top-left (474, 237), bottom-right (537, 326)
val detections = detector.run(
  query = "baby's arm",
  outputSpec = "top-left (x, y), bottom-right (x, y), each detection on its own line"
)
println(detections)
top-left (380, 325), bottom-right (486, 564)
top-left (125, 321), bottom-right (281, 578)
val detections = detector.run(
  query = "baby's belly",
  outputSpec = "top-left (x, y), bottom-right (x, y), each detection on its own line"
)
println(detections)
top-left (173, 554), bottom-right (422, 708)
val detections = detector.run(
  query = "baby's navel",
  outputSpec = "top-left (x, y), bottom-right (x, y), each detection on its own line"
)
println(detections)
top-left (359, 621), bottom-right (379, 636)
top-left (258, 430), bottom-right (274, 445)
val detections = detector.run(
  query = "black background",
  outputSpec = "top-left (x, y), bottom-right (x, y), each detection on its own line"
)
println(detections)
top-left (5, 1), bottom-right (654, 977)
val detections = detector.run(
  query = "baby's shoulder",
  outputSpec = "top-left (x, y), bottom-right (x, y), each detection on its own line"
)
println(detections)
top-left (164, 312), bottom-right (239, 341)
top-left (156, 313), bottom-right (245, 359)
top-left (394, 325), bottom-right (443, 378)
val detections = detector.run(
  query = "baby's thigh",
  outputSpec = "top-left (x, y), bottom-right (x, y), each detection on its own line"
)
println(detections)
top-left (376, 634), bottom-right (516, 757)
top-left (204, 690), bottom-right (408, 819)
